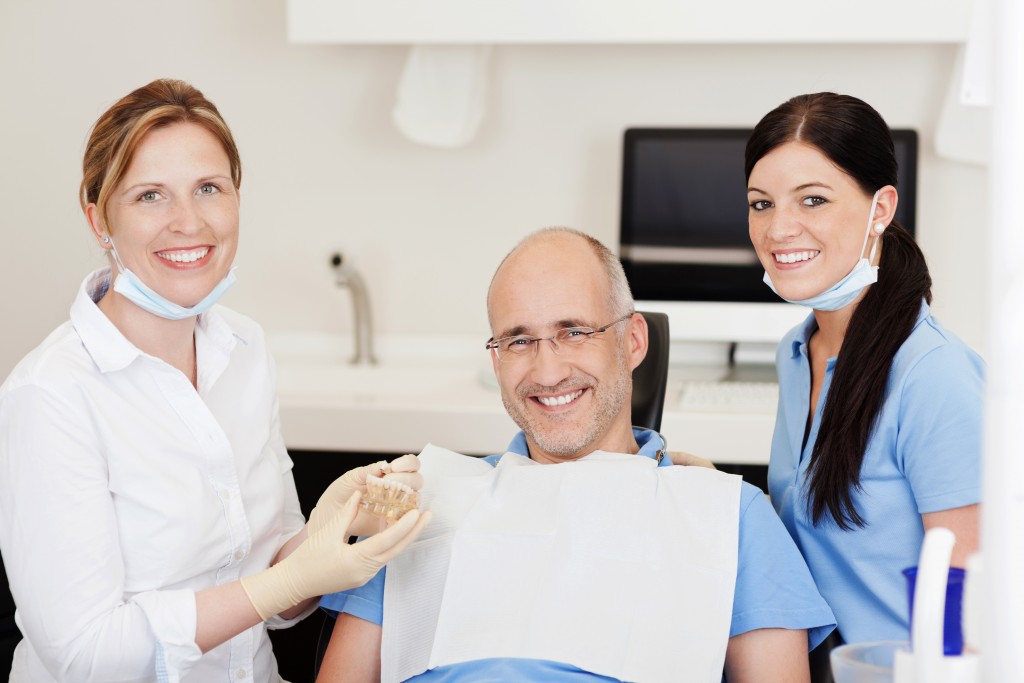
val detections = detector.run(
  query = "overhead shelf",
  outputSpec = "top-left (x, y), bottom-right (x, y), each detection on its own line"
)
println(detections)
top-left (287, 0), bottom-right (974, 45)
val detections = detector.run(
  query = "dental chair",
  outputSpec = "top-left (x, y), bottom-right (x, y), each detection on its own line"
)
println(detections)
top-left (630, 310), bottom-right (670, 433)
top-left (310, 311), bottom-right (672, 679)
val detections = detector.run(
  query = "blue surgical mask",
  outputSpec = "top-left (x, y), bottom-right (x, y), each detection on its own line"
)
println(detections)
top-left (762, 191), bottom-right (883, 312)
top-left (107, 238), bottom-right (236, 320)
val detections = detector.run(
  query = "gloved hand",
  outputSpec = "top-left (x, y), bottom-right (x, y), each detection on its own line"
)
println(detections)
top-left (241, 491), bottom-right (431, 621)
top-left (308, 454), bottom-right (424, 537)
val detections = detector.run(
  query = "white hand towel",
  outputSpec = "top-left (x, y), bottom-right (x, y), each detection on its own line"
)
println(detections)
top-left (392, 45), bottom-right (492, 148)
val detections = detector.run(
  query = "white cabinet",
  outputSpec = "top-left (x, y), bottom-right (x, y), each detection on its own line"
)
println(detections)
top-left (287, 0), bottom-right (974, 44)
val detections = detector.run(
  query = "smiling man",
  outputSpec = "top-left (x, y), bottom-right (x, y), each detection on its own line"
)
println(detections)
top-left (486, 229), bottom-right (639, 464)
top-left (317, 228), bottom-right (835, 683)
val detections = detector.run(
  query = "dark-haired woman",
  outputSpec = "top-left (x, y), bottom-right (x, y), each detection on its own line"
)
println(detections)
top-left (744, 92), bottom-right (984, 646)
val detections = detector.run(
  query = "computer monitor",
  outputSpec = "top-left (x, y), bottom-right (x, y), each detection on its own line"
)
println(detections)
top-left (619, 127), bottom-right (919, 346)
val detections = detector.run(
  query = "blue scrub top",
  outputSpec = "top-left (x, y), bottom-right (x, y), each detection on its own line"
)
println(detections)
top-left (768, 302), bottom-right (984, 644)
top-left (324, 428), bottom-right (835, 681)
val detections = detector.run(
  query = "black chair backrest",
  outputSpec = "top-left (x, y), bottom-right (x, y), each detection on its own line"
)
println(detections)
top-left (631, 311), bottom-right (670, 432)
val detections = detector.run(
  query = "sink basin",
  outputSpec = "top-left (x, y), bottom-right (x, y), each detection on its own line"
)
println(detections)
top-left (269, 333), bottom-right (501, 405)
top-left (267, 334), bottom-right (516, 453)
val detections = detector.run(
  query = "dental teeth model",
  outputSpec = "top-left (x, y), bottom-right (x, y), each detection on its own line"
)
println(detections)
top-left (360, 475), bottom-right (420, 526)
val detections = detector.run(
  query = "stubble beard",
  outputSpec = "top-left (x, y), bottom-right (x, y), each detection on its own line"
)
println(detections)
top-left (502, 348), bottom-right (631, 459)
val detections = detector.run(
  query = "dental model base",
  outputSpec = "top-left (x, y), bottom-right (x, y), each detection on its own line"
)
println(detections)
top-left (360, 475), bottom-right (420, 526)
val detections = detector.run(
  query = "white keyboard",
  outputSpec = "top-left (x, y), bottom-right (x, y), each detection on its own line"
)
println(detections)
top-left (678, 380), bottom-right (779, 415)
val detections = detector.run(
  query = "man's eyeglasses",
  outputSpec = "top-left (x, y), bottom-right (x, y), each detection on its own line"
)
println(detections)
top-left (485, 313), bottom-right (634, 361)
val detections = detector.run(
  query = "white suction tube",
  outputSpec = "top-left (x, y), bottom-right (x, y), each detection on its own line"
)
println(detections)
top-left (911, 528), bottom-right (956, 682)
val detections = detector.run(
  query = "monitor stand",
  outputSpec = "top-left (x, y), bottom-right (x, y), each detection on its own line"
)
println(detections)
top-left (726, 341), bottom-right (778, 383)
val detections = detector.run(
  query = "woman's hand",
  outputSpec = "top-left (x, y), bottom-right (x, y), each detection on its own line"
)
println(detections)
top-left (667, 450), bottom-right (717, 470)
top-left (309, 454), bottom-right (424, 537)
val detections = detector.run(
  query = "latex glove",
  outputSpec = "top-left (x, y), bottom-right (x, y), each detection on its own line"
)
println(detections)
top-left (241, 491), bottom-right (431, 621)
top-left (667, 450), bottom-right (717, 470)
top-left (308, 454), bottom-right (424, 537)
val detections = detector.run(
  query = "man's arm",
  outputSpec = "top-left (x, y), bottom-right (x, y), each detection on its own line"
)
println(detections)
top-left (724, 628), bottom-right (810, 683)
top-left (317, 614), bottom-right (382, 683)
top-left (729, 484), bottom-right (835, 652)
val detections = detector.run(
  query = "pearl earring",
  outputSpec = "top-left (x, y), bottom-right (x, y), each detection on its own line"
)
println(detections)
top-left (873, 223), bottom-right (886, 235)
top-left (102, 236), bottom-right (111, 244)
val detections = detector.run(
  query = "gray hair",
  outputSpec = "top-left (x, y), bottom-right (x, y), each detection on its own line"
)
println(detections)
top-left (487, 227), bottom-right (635, 324)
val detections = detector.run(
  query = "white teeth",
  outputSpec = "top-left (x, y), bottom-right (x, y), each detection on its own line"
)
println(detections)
top-left (158, 247), bottom-right (209, 263)
top-left (538, 389), bottom-right (584, 407)
top-left (775, 250), bottom-right (818, 264)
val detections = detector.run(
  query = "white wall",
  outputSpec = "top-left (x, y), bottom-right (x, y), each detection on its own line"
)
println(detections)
top-left (0, 1), bottom-right (989, 378)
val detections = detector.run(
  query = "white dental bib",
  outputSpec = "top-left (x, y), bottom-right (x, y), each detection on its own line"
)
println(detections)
top-left (382, 444), bottom-right (742, 683)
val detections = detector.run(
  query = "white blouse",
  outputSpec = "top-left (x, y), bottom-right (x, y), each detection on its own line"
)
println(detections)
top-left (0, 269), bottom-right (307, 682)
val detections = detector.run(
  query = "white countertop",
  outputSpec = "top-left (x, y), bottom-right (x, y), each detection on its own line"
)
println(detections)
top-left (271, 334), bottom-right (776, 465)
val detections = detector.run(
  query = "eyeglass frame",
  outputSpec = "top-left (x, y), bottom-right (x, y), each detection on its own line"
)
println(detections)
top-left (485, 312), bottom-right (635, 360)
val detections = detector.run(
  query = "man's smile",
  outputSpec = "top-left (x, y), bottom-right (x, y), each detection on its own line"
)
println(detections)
top-left (534, 389), bottom-right (586, 408)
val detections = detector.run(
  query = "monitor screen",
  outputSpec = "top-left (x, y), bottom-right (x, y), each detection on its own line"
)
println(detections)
top-left (619, 128), bottom-right (919, 304)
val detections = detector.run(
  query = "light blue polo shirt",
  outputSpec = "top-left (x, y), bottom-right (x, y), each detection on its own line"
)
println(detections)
top-left (323, 429), bottom-right (835, 681)
top-left (768, 302), bottom-right (984, 645)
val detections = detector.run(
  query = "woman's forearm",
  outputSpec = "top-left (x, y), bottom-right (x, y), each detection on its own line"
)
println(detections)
top-left (195, 582), bottom-right (264, 653)
top-left (195, 525), bottom-right (312, 651)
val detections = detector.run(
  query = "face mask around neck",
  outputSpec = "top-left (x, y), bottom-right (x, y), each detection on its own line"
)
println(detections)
top-left (762, 190), bottom-right (883, 312)
top-left (106, 238), bottom-right (236, 320)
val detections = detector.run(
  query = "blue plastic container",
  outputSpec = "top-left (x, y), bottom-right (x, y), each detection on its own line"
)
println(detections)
top-left (902, 566), bottom-right (966, 656)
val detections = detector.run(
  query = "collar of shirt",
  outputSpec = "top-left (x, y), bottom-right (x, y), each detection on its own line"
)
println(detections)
top-left (70, 268), bottom-right (247, 391)
top-left (787, 299), bottom-right (933, 361)
top-left (501, 427), bottom-right (668, 466)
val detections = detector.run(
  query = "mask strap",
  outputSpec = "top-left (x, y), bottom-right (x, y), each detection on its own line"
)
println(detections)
top-left (107, 237), bottom-right (128, 275)
top-left (861, 190), bottom-right (882, 264)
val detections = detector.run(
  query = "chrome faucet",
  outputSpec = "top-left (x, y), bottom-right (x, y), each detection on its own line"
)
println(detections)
top-left (330, 252), bottom-right (377, 365)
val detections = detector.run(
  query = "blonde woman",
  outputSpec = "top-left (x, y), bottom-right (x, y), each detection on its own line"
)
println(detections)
top-left (0, 79), bottom-right (429, 682)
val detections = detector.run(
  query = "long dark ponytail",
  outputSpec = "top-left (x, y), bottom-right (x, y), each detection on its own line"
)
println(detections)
top-left (745, 93), bottom-right (933, 530)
